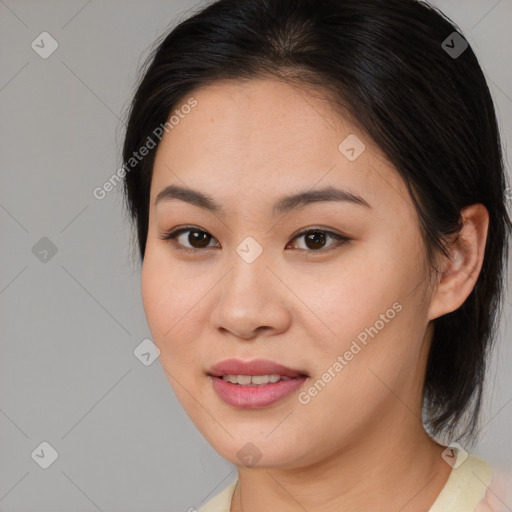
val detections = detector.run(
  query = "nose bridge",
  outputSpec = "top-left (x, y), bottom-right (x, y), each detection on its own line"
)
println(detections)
top-left (226, 235), bottom-right (271, 301)
top-left (212, 235), bottom-right (290, 337)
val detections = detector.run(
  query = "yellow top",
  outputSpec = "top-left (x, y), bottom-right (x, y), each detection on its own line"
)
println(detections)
top-left (198, 448), bottom-right (493, 512)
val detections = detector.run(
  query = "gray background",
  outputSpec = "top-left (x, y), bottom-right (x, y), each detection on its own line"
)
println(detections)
top-left (0, 1), bottom-right (511, 510)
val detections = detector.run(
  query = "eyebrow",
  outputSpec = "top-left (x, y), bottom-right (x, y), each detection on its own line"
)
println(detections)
top-left (155, 184), bottom-right (371, 216)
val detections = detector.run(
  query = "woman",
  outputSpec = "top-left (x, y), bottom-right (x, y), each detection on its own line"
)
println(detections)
top-left (121, 0), bottom-right (511, 509)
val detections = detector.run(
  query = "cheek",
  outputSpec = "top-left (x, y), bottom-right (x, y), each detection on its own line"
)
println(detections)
top-left (299, 254), bottom-right (396, 344)
top-left (301, 237), bottom-right (427, 372)
top-left (141, 250), bottom-right (213, 375)
top-left (313, 255), bottom-right (429, 408)
top-left (141, 252), bottom-right (191, 346)
top-left (141, 252), bottom-right (169, 337)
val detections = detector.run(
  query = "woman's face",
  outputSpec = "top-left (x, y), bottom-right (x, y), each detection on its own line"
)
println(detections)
top-left (142, 78), bottom-right (438, 469)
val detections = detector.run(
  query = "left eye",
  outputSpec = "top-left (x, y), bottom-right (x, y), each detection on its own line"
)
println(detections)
top-left (159, 227), bottom-right (350, 252)
top-left (287, 229), bottom-right (349, 251)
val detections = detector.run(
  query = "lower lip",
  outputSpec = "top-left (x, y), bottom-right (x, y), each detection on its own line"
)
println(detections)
top-left (210, 375), bottom-right (307, 409)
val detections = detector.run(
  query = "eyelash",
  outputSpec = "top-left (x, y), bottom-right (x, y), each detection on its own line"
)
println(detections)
top-left (159, 226), bottom-right (351, 254)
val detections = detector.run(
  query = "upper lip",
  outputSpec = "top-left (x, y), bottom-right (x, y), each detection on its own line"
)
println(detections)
top-left (209, 358), bottom-right (308, 378)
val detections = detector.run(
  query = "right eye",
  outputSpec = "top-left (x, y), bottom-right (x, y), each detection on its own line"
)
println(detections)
top-left (159, 227), bottom-right (220, 252)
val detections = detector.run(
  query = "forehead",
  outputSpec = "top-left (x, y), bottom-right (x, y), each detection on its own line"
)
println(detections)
top-left (157, 78), bottom-right (361, 163)
top-left (150, 78), bottom-right (409, 216)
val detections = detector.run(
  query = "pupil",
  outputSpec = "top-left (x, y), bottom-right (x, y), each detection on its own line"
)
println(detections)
top-left (191, 231), bottom-right (210, 248)
top-left (306, 231), bottom-right (325, 250)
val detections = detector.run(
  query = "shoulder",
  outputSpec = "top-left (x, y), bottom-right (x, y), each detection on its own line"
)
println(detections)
top-left (429, 448), bottom-right (493, 512)
top-left (198, 480), bottom-right (238, 512)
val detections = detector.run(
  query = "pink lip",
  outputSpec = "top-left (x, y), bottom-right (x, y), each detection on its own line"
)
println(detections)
top-left (209, 358), bottom-right (307, 378)
top-left (208, 358), bottom-right (308, 409)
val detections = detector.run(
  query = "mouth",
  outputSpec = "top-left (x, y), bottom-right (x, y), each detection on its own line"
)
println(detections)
top-left (216, 374), bottom-right (300, 385)
top-left (208, 358), bottom-right (309, 379)
top-left (208, 358), bottom-right (309, 408)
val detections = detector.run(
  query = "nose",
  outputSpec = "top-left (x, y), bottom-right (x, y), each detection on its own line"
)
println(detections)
top-left (211, 251), bottom-right (291, 340)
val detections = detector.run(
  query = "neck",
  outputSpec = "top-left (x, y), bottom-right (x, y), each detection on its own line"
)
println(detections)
top-left (231, 417), bottom-right (452, 512)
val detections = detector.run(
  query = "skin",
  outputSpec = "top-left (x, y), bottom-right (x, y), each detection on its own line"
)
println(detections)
top-left (141, 78), bottom-right (489, 511)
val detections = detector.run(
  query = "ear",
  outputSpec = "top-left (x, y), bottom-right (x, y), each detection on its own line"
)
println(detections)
top-left (428, 203), bottom-right (489, 321)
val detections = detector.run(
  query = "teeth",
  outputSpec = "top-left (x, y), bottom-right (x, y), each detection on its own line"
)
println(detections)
top-left (237, 375), bottom-right (252, 385)
top-left (221, 374), bottom-right (293, 385)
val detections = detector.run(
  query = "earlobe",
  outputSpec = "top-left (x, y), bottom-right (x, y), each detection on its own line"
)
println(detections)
top-left (428, 203), bottom-right (489, 321)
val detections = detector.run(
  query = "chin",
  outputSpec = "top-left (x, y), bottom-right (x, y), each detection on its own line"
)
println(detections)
top-left (204, 433), bottom-right (312, 470)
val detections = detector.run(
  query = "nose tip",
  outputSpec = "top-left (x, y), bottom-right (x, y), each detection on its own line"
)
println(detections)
top-left (211, 257), bottom-right (291, 340)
